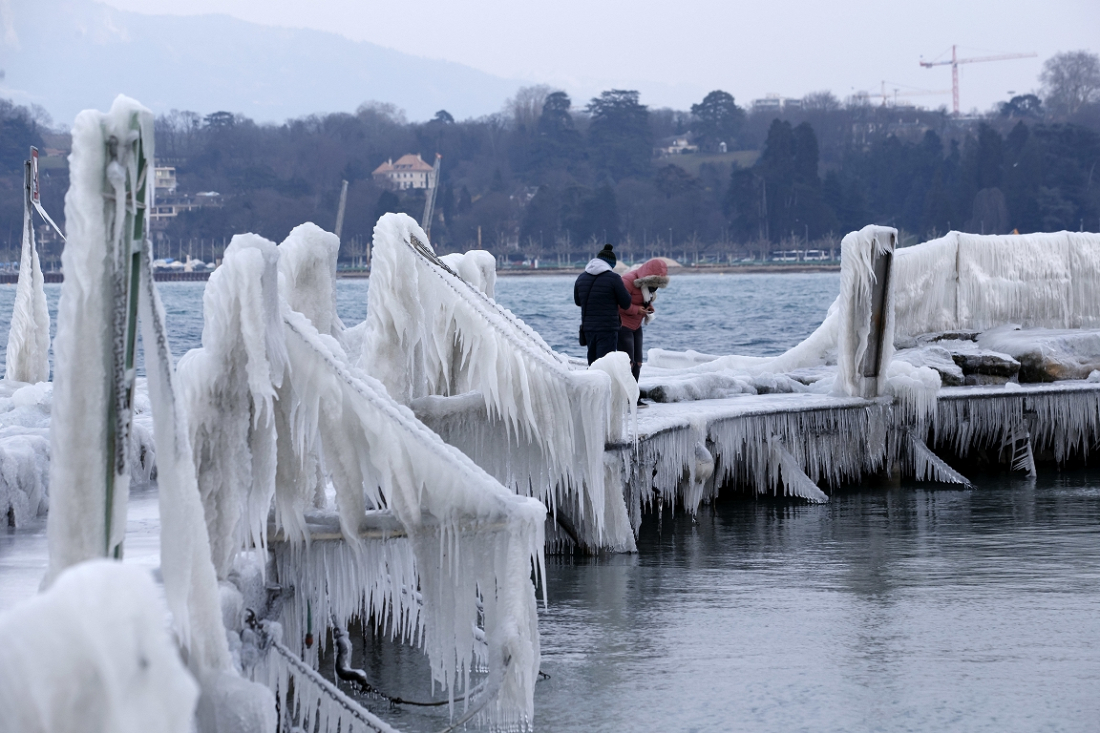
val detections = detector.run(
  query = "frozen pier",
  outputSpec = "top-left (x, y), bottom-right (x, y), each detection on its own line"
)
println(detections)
top-left (610, 380), bottom-right (1100, 523)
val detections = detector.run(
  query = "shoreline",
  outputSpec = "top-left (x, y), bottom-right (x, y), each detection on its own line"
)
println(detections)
top-left (0, 264), bottom-right (841, 285)
top-left (333, 263), bottom-right (841, 278)
top-left (490, 264), bottom-right (841, 276)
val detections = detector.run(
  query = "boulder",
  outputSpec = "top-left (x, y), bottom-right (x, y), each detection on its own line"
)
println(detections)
top-left (978, 326), bottom-right (1100, 383)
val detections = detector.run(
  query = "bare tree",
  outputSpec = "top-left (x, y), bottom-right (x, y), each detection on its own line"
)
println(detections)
top-left (802, 90), bottom-right (841, 112)
top-left (504, 85), bottom-right (555, 131)
top-left (1040, 50), bottom-right (1100, 116)
top-left (356, 101), bottom-right (408, 125)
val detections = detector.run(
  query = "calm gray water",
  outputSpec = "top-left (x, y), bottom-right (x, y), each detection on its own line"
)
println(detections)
top-left (2, 272), bottom-right (1099, 732)
top-left (0, 272), bottom-right (838, 371)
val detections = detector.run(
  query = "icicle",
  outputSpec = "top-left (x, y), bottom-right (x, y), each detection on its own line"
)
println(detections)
top-left (767, 436), bottom-right (829, 503)
top-left (5, 154), bottom-right (51, 384)
top-left (281, 308), bottom-right (546, 725)
top-left (137, 232), bottom-right (234, 675)
top-left (908, 433), bottom-right (972, 487)
top-left (249, 620), bottom-right (403, 733)
top-left (1001, 421), bottom-right (1037, 478)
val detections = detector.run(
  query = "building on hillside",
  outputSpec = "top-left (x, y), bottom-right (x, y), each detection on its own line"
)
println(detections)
top-left (154, 166), bottom-right (177, 196)
top-left (653, 134), bottom-right (698, 157)
top-left (373, 154), bottom-right (436, 190)
top-left (751, 94), bottom-right (803, 112)
top-left (147, 164), bottom-right (221, 236)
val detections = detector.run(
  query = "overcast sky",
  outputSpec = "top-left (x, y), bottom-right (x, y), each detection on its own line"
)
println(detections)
top-left (100, 0), bottom-right (1098, 114)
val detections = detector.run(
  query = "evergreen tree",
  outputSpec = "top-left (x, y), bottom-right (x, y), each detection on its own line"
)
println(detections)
top-left (586, 90), bottom-right (651, 181)
top-left (532, 91), bottom-right (582, 174)
top-left (689, 90), bottom-right (745, 151)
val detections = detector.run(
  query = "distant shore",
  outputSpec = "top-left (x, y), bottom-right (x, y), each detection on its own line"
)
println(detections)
top-left (0, 264), bottom-right (841, 285)
top-left (335, 263), bottom-right (841, 278)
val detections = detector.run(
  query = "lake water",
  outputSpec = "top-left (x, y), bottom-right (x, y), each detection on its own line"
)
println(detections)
top-left (2, 272), bottom-right (1099, 732)
top-left (0, 272), bottom-right (840, 372)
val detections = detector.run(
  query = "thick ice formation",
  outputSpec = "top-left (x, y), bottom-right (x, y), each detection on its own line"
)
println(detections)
top-left (30, 96), bottom-right (276, 733)
top-left (138, 234), bottom-right (236, 679)
top-left (893, 231), bottom-right (1100, 338)
top-left (884, 359), bottom-right (941, 424)
top-left (440, 249), bottom-right (498, 298)
top-left (650, 231), bottom-right (1100, 394)
top-left (44, 96), bottom-right (156, 581)
top-left (278, 222), bottom-right (345, 338)
top-left (836, 226), bottom-right (896, 398)
top-left (0, 380), bottom-right (153, 529)
top-left (0, 382), bottom-right (51, 526)
top-left (0, 560), bottom-right (199, 733)
top-left (361, 213), bottom-right (635, 551)
top-left (5, 174), bottom-right (51, 384)
top-left (178, 234), bottom-right (287, 580)
top-left (174, 227), bottom-right (547, 727)
top-left (282, 301), bottom-right (547, 728)
top-left (977, 325), bottom-right (1100, 382)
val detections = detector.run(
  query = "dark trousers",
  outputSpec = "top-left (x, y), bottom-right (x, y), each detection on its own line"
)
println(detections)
top-left (585, 329), bottom-right (620, 365)
top-left (618, 326), bottom-right (643, 381)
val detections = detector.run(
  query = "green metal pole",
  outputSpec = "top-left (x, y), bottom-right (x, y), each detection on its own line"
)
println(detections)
top-left (103, 112), bottom-right (149, 559)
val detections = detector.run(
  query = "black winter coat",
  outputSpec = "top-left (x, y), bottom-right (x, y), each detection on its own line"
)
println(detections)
top-left (574, 270), bottom-right (632, 332)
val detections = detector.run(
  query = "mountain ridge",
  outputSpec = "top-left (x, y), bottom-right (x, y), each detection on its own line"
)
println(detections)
top-left (0, 0), bottom-right (523, 125)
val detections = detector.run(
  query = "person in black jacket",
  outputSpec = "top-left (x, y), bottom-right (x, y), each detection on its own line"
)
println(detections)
top-left (574, 244), bottom-right (633, 364)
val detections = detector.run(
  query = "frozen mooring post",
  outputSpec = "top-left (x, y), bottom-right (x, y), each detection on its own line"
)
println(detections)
top-left (27, 95), bottom-right (277, 730)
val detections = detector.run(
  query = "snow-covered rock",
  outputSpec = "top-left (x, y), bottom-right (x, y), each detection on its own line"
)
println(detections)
top-left (979, 325), bottom-right (1100, 382)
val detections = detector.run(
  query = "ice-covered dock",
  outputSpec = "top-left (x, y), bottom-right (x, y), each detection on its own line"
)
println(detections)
top-left (611, 379), bottom-right (1100, 521)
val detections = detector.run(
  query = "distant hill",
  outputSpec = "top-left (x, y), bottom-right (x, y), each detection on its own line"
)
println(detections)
top-left (0, 0), bottom-right (523, 125)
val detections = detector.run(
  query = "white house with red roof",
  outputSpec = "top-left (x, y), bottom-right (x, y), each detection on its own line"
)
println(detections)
top-left (372, 153), bottom-right (436, 190)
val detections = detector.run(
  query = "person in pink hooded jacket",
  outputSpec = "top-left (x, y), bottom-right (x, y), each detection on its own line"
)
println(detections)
top-left (617, 258), bottom-right (670, 382)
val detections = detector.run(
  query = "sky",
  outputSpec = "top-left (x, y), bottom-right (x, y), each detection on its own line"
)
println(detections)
top-left (96, 0), bottom-right (1099, 115)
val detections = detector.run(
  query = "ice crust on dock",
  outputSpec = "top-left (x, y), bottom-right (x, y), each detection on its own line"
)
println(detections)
top-left (9, 128), bottom-right (1100, 733)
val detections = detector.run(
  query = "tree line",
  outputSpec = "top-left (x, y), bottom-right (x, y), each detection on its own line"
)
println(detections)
top-left (2, 50), bottom-right (1099, 267)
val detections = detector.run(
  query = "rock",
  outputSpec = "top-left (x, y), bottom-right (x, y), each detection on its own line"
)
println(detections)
top-left (977, 326), bottom-right (1100, 383)
top-left (951, 352), bottom-right (1021, 379)
top-left (893, 345), bottom-right (965, 386)
top-left (917, 330), bottom-right (980, 343)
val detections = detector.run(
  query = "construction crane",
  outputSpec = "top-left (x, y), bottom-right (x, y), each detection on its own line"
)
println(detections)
top-left (420, 153), bottom-right (442, 240)
top-left (920, 45), bottom-right (1037, 115)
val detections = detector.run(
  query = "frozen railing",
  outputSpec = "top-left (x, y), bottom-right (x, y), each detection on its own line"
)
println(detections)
top-left (893, 231), bottom-right (1100, 339)
top-left (179, 224), bottom-right (547, 730)
top-left (357, 213), bottom-right (637, 552)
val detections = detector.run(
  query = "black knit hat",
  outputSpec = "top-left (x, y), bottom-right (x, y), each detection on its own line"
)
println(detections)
top-left (596, 243), bottom-right (616, 265)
